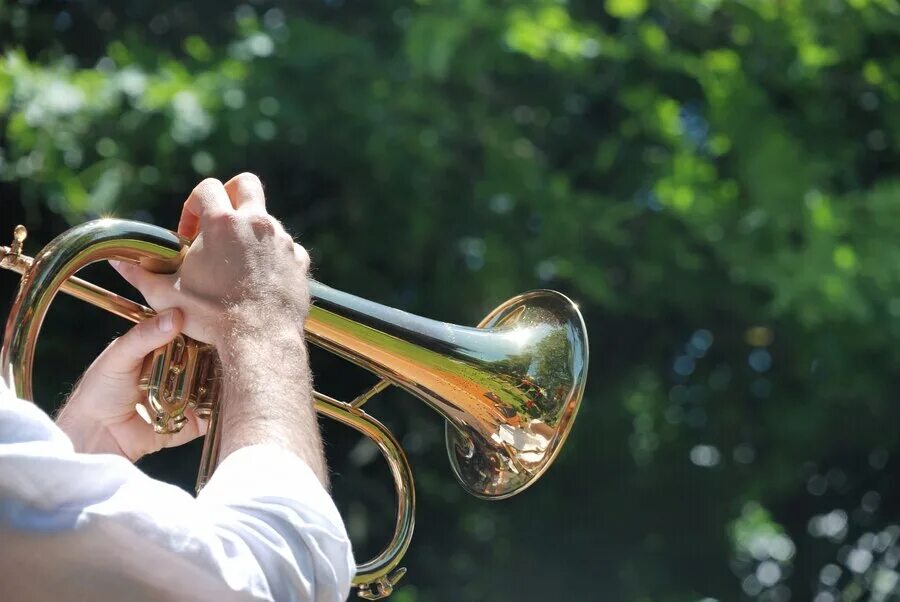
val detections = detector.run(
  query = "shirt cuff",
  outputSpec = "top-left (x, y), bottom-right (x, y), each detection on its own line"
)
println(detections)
top-left (196, 444), bottom-right (345, 530)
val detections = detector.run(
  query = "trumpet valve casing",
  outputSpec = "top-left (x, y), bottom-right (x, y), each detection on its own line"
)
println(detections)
top-left (138, 336), bottom-right (222, 434)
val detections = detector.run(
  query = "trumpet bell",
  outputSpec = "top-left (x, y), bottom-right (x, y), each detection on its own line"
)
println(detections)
top-left (446, 290), bottom-right (588, 499)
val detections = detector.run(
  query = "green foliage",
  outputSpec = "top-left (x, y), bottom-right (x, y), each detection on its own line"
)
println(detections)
top-left (4, 1), bottom-right (900, 600)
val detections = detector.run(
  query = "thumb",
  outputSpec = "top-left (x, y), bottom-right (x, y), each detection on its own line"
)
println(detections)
top-left (103, 309), bottom-right (184, 372)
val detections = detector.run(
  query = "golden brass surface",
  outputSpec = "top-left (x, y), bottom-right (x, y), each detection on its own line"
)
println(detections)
top-left (0, 219), bottom-right (589, 598)
top-left (138, 335), bottom-right (221, 433)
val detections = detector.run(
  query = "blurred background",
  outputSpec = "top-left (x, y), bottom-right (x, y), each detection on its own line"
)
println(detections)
top-left (2, 1), bottom-right (900, 600)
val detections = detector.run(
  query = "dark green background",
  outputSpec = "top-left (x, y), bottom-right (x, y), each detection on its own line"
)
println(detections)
top-left (3, 1), bottom-right (900, 600)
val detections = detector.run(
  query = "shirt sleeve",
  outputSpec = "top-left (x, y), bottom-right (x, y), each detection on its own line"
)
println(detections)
top-left (0, 385), bottom-right (355, 602)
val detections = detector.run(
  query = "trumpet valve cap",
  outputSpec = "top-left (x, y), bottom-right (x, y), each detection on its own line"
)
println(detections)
top-left (11, 225), bottom-right (27, 254)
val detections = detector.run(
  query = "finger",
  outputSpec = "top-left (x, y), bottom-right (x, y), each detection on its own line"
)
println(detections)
top-left (177, 178), bottom-right (233, 240)
top-left (109, 260), bottom-right (173, 306)
top-left (102, 309), bottom-right (184, 372)
top-left (224, 172), bottom-right (266, 213)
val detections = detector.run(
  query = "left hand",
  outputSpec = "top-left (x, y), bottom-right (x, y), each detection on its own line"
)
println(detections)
top-left (56, 308), bottom-right (208, 461)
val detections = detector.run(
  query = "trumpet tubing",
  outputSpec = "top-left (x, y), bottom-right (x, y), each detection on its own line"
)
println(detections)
top-left (0, 219), bottom-right (589, 599)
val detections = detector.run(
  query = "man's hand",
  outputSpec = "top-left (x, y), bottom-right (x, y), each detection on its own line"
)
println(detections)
top-left (56, 308), bottom-right (208, 461)
top-left (109, 174), bottom-right (328, 485)
top-left (111, 174), bottom-right (311, 347)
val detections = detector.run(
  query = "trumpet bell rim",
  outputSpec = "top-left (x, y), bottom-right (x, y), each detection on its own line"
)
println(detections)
top-left (444, 289), bottom-right (589, 500)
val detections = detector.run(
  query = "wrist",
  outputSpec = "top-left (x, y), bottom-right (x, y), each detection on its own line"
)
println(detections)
top-left (215, 302), bottom-right (307, 348)
top-left (218, 329), bottom-right (309, 373)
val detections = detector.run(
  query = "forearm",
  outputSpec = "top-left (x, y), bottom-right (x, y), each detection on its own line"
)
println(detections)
top-left (216, 320), bottom-right (329, 487)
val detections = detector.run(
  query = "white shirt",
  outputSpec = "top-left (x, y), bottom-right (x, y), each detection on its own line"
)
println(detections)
top-left (0, 384), bottom-right (355, 602)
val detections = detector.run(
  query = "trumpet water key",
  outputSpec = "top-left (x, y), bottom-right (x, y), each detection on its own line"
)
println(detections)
top-left (0, 219), bottom-right (589, 599)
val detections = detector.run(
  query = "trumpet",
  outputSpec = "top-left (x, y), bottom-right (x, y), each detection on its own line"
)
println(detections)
top-left (0, 219), bottom-right (589, 599)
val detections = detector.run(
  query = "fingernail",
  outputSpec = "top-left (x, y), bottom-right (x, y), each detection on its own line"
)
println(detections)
top-left (159, 311), bottom-right (174, 333)
top-left (109, 260), bottom-right (122, 270)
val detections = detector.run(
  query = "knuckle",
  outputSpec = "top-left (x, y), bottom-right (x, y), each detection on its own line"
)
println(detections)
top-left (214, 211), bottom-right (242, 232)
top-left (249, 213), bottom-right (277, 236)
top-left (277, 228), bottom-right (294, 246)
top-left (294, 244), bottom-right (311, 269)
top-left (132, 321), bottom-right (152, 342)
top-left (113, 326), bottom-right (144, 354)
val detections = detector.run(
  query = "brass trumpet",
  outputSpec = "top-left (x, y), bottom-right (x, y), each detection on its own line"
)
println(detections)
top-left (0, 219), bottom-right (589, 599)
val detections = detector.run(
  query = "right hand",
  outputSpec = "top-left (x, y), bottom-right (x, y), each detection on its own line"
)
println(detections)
top-left (112, 173), bottom-right (311, 346)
